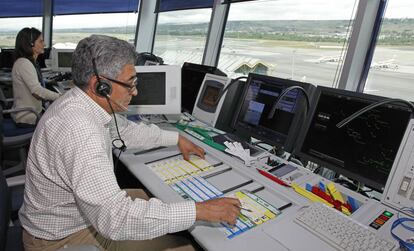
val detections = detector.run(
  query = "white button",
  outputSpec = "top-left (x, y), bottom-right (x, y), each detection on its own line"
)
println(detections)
top-left (401, 181), bottom-right (409, 191)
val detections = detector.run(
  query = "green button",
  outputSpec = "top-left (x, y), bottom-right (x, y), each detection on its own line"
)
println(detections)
top-left (383, 211), bottom-right (393, 217)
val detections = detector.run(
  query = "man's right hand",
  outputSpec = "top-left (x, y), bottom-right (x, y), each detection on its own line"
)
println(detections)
top-left (195, 197), bottom-right (241, 225)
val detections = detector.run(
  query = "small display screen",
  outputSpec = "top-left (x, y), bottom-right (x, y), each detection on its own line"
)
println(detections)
top-left (130, 72), bottom-right (166, 105)
top-left (201, 85), bottom-right (221, 108)
top-left (181, 62), bottom-right (226, 113)
top-left (58, 52), bottom-right (73, 68)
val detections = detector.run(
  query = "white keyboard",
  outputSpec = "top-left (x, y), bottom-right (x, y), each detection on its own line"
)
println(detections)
top-left (294, 203), bottom-right (395, 251)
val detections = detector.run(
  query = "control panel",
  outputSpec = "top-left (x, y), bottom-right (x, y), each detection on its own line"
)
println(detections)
top-left (382, 119), bottom-right (414, 217)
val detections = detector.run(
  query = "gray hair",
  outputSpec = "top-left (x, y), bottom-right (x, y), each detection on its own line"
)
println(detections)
top-left (72, 35), bottom-right (137, 90)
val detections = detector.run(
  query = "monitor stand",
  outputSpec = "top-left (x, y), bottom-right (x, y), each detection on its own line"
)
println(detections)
top-left (163, 114), bottom-right (181, 123)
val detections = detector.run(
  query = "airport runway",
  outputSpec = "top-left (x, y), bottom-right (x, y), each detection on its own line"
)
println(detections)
top-left (156, 37), bottom-right (414, 101)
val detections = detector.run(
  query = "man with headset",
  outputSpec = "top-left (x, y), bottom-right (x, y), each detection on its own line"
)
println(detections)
top-left (19, 35), bottom-right (241, 251)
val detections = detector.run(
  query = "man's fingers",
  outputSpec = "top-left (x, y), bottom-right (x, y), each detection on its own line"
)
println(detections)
top-left (195, 146), bottom-right (205, 159)
top-left (225, 197), bottom-right (242, 207)
top-left (182, 152), bottom-right (190, 161)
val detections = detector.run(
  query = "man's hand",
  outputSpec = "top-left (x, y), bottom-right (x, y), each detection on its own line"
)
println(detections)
top-left (195, 197), bottom-right (241, 225)
top-left (178, 135), bottom-right (205, 160)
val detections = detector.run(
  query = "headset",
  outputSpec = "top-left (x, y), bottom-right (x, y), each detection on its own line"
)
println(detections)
top-left (90, 50), bottom-right (127, 154)
top-left (390, 208), bottom-right (414, 251)
top-left (391, 217), bottom-right (414, 251)
top-left (92, 58), bottom-right (112, 97)
top-left (29, 27), bottom-right (34, 47)
top-left (136, 52), bottom-right (163, 66)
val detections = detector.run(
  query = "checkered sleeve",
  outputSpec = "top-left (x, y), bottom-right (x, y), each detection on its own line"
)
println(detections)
top-left (110, 115), bottom-right (179, 149)
top-left (62, 126), bottom-right (195, 241)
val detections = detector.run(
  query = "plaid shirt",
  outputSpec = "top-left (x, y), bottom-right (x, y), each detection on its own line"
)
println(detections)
top-left (19, 87), bottom-right (196, 240)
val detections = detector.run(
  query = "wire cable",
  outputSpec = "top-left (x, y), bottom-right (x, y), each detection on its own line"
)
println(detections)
top-left (337, 98), bottom-right (414, 128)
top-left (214, 76), bottom-right (248, 105)
top-left (106, 97), bottom-right (126, 170)
top-left (267, 85), bottom-right (311, 120)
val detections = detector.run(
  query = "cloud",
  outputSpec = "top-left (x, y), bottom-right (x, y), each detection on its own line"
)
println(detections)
top-left (0, 0), bottom-right (413, 30)
top-left (158, 9), bottom-right (212, 24)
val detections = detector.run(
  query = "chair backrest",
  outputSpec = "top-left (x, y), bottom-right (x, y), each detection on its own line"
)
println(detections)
top-left (0, 102), bottom-right (2, 162)
top-left (0, 88), bottom-right (8, 110)
top-left (0, 168), bottom-right (11, 251)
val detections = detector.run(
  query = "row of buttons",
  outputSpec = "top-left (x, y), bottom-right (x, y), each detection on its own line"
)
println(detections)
top-left (369, 210), bottom-right (393, 230)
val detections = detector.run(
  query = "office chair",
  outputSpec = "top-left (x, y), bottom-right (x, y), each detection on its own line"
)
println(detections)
top-left (1, 169), bottom-right (98, 251)
top-left (0, 88), bottom-right (39, 177)
top-left (0, 166), bottom-right (24, 251)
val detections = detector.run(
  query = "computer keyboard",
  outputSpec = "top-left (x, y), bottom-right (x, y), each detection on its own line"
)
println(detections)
top-left (294, 203), bottom-right (395, 251)
top-left (58, 80), bottom-right (70, 88)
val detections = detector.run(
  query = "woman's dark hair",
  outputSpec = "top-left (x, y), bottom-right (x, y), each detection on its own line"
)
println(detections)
top-left (14, 27), bottom-right (41, 62)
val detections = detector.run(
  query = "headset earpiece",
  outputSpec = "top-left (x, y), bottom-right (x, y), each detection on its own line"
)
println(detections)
top-left (91, 57), bottom-right (112, 97)
top-left (96, 79), bottom-right (112, 97)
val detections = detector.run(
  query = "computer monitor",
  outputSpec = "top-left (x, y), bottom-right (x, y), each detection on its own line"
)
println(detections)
top-left (181, 62), bottom-right (226, 113)
top-left (296, 86), bottom-right (412, 191)
top-left (192, 74), bottom-right (231, 126)
top-left (51, 48), bottom-right (74, 72)
top-left (232, 73), bottom-right (314, 152)
top-left (0, 48), bottom-right (15, 69)
top-left (128, 65), bottom-right (181, 114)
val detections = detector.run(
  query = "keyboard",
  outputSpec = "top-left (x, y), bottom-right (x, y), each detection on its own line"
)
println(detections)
top-left (294, 203), bottom-right (395, 251)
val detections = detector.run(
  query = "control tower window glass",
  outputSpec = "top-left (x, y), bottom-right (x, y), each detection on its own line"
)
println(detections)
top-left (219, 0), bottom-right (358, 87)
top-left (52, 13), bottom-right (138, 48)
top-left (0, 17), bottom-right (42, 48)
top-left (153, 9), bottom-right (212, 66)
top-left (364, 0), bottom-right (414, 102)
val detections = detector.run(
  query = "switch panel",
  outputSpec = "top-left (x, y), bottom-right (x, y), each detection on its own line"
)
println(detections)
top-left (382, 119), bottom-right (414, 217)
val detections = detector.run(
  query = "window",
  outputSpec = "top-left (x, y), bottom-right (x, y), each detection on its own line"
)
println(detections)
top-left (52, 13), bottom-right (138, 48)
top-left (219, 0), bottom-right (359, 87)
top-left (364, 0), bottom-right (414, 101)
top-left (153, 9), bottom-right (212, 66)
top-left (0, 17), bottom-right (42, 48)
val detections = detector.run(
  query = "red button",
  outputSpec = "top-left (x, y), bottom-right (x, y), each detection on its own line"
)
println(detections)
top-left (379, 215), bottom-right (389, 221)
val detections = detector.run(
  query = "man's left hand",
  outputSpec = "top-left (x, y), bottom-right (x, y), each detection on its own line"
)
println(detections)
top-left (178, 135), bottom-right (205, 160)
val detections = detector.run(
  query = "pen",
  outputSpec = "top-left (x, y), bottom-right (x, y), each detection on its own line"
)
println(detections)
top-left (257, 168), bottom-right (291, 187)
top-left (240, 207), bottom-right (253, 212)
top-left (278, 202), bottom-right (292, 211)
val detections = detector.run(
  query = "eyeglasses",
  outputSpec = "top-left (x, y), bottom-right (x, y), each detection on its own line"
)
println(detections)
top-left (101, 75), bottom-right (138, 94)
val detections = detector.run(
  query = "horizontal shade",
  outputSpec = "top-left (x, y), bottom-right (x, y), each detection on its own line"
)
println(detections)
top-left (156, 0), bottom-right (214, 12)
top-left (0, 0), bottom-right (43, 18)
top-left (222, 0), bottom-right (255, 3)
top-left (0, 0), bottom-right (139, 18)
top-left (54, 0), bottom-right (139, 15)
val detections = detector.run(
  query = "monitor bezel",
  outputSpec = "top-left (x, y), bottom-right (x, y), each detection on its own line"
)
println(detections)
top-left (51, 48), bottom-right (74, 72)
top-left (0, 48), bottom-right (15, 69)
top-left (231, 73), bottom-right (314, 152)
top-left (128, 65), bottom-right (181, 115)
top-left (295, 86), bottom-right (412, 191)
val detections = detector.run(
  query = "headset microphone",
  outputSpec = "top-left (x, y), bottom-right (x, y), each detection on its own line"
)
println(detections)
top-left (105, 94), bottom-right (129, 111)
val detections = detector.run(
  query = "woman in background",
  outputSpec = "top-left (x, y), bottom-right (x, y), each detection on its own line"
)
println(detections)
top-left (12, 27), bottom-right (60, 126)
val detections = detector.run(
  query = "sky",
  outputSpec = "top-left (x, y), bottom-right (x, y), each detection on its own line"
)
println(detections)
top-left (0, 0), bottom-right (413, 30)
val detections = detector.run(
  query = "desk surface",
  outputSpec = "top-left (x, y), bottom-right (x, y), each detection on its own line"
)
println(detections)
top-left (118, 123), bottom-right (410, 251)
